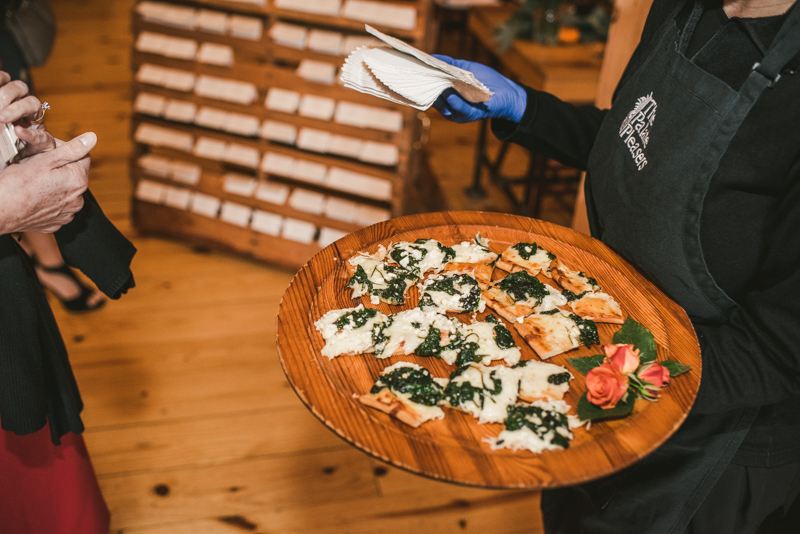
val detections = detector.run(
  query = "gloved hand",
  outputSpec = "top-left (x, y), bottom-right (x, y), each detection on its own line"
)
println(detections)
top-left (432, 55), bottom-right (527, 124)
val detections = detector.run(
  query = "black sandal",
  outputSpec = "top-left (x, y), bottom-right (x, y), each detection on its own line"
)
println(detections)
top-left (35, 262), bottom-right (106, 313)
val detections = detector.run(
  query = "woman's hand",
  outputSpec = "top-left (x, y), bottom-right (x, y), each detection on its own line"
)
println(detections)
top-left (0, 132), bottom-right (97, 235)
top-left (0, 71), bottom-right (57, 158)
top-left (431, 55), bottom-right (528, 124)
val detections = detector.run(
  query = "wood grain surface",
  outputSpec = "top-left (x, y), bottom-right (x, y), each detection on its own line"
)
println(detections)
top-left (277, 211), bottom-right (701, 489)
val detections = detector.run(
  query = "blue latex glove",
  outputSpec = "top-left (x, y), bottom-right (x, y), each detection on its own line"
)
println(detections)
top-left (431, 55), bottom-right (528, 124)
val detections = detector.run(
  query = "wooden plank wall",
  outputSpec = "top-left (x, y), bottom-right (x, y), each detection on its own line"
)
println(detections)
top-left (33, 1), bottom-right (542, 532)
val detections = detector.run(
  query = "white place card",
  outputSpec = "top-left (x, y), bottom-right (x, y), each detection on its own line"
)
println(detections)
top-left (356, 204), bottom-right (391, 225)
top-left (170, 161), bottom-right (202, 185)
top-left (222, 79), bottom-right (259, 105)
top-left (276, 0), bottom-right (341, 16)
top-left (288, 189), bottom-right (326, 215)
top-left (298, 95), bottom-right (336, 121)
top-left (135, 124), bottom-right (194, 152)
top-left (229, 15), bottom-right (263, 40)
top-left (226, 0), bottom-right (266, 5)
top-left (261, 152), bottom-right (295, 177)
top-left (323, 196), bottom-right (357, 223)
top-left (269, 22), bottom-right (307, 49)
top-left (326, 167), bottom-right (392, 200)
top-left (193, 137), bottom-right (227, 160)
top-left (290, 159), bottom-right (327, 184)
top-left (260, 120), bottom-right (297, 144)
top-left (134, 92), bottom-right (166, 116)
top-left (137, 154), bottom-right (171, 177)
top-left (329, 135), bottom-right (363, 159)
top-left (341, 35), bottom-right (382, 55)
top-left (307, 29), bottom-right (343, 55)
top-left (163, 36), bottom-right (198, 60)
top-left (282, 218), bottom-right (317, 244)
top-left (297, 128), bottom-right (332, 153)
top-left (135, 32), bottom-right (168, 54)
top-left (197, 43), bottom-right (234, 66)
top-left (195, 107), bottom-right (228, 130)
top-left (158, 4), bottom-right (195, 29)
top-left (163, 100), bottom-right (197, 123)
top-left (296, 60), bottom-right (337, 85)
top-left (191, 193), bottom-right (221, 218)
top-left (136, 64), bottom-right (166, 85)
top-left (359, 141), bottom-right (399, 166)
top-left (223, 173), bottom-right (258, 197)
top-left (342, 0), bottom-right (417, 31)
top-left (222, 113), bottom-right (260, 137)
top-left (265, 88), bottom-right (300, 114)
top-left (223, 144), bottom-right (259, 168)
top-left (334, 101), bottom-right (402, 132)
top-left (135, 180), bottom-right (167, 204)
top-left (195, 10), bottom-right (228, 34)
top-left (318, 227), bottom-right (347, 248)
top-left (164, 186), bottom-right (192, 210)
top-left (163, 70), bottom-right (196, 92)
top-left (220, 201), bottom-right (252, 227)
top-left (255, 182), bottom-right (290, 205)
top-left (251, 210), bottom-right (283, 236)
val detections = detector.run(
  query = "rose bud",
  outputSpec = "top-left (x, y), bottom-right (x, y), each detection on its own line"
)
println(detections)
top-left (602, 343), bottom-right (641, 374)
top-left (638, 362), bottom-right (670, 390)
top-left (586, 362), bottom-right (629, 409)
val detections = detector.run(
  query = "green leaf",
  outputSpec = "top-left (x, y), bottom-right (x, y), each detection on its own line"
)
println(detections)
top-left (662, 360), bottom-right (692, 378)
top-left (567, 355), bottom-right (605, 375)
top-left (577, 390), bottom-right (636, 422)
top-left (613, 318), bottom-right (657, 363)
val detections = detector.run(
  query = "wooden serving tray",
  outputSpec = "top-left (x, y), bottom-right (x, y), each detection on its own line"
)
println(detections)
top-left (277, 212), bottom-right (701, 489)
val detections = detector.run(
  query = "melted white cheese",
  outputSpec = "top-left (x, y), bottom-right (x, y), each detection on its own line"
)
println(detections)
top-left (314, 305), bottom-right (388, 359)
top-left (533, 284), bottom-right (569, 313)
top-left (448, 363), bottom-right (519, 424)
top-left (374, 362), bottom-right (445, 422)
top-left (515, 360), bottom-right (571, 400)
top-left (451, 242), bottom-right (497, 264)
top-left (462, 322), bottom-right (521, 366)
top-left (508, 245), bottom-right (553, 274)
top-left (488, 399), bottom-right (576, 453)
top-left (418, 273), bottom-right (485, 313)
top-left (388, 239), bottom-right (449, 274)
top-left (377, 309), bottom-right (458, 358)
top-left (347, 246), bottom-right (413, 302)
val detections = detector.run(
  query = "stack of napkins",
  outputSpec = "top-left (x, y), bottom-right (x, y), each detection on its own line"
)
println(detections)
top-left (341, 25), bottom-right (492, 111)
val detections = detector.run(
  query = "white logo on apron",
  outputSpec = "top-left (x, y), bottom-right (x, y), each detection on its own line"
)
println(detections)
top-left (619, 93), bottom-right (657, 171)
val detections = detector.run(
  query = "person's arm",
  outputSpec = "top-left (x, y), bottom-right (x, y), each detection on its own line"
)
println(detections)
top-left (692, 163), bottom-right (800, 413)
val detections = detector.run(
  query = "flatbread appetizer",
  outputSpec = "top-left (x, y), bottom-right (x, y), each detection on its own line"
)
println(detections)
top-left (358, 362), bottom-right (447, 428)
top-left (439, 315), bottom-right (521, 367)
top-left (488, 400), bottom-right (579, 453)
top-left (372, 308), bottom-right (460, 359)
top-left (548, 259), bottom-right (601, 295)
top-left (314, 305), bottom-right (389, 359)
top-left (484, 271), bottom-right (567, 322)
top-left (347, 246), bottom-right (418, 305)
top-left (442, 363), bottom-right (519, 424)
top-left (513, 360), bottom-right (573, 402)
top-left (386, 239), bottom-right (455, 275)
top-left (496, 242), bottom-right (557, 277)
top-left (513, 310), bottom-right (599, 360)
top-left (418, 272), bottom-right (485, 314)
top-left (441, 236), bottom-right (498, 289)
top-left (568, 291), bottom-right (625, 324)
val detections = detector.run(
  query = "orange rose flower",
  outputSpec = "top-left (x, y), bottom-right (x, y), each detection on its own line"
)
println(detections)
top-left (586, 362), bottom-right (629, 409)
top-left (602, 343), bottom-right (641, 374)
top-left (638, 362), bottom-right (670, 391)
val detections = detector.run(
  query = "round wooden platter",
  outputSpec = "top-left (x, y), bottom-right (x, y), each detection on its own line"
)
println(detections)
top-left (277, 211), bottom-right (701, 489)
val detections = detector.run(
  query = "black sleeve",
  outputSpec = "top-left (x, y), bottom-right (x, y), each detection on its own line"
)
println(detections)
top-left (693, 161), bottom-right (800, 413)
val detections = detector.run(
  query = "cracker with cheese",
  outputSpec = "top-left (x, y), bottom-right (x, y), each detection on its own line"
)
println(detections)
top-left (442, 363), bottom-right (519, 424)
top-left (359, 362), bottom-right (447, 428)
top-left (488, 400), bottom-right (579, 453)
top-left (314, 305), bottom-right (389, 359)
top-left (347, 246), bottom-right (418, 305)
top-left (418, 272), bottom-right (485, 314)
top-left (513, 360), bottom-right (573, 402)
top-left (440, 315), bottom-right (521, 367)
top-left (441, 238), bottom-right (498, 289)
top-left (548, 259), bottom-right (601, 295)
top-left (386, 239), bottom-right (455, 275)
top-left (569, 291), bottom-right (625, 324)
top-left (513, 310), bottom-right (599, 360)
top-left (496, 242), bottom-right (557, 277)
top-left (372, 308), bottom-right (460, 359)
top-left (484, 271), bottom-right (567, 322)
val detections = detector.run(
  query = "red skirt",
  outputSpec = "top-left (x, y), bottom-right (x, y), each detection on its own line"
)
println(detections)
top-left (0, 419), bottom-right (110, 534)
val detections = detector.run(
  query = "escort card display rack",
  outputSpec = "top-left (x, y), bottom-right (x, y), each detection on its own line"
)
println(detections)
top-left (130, 0), bottom-right (435, 269)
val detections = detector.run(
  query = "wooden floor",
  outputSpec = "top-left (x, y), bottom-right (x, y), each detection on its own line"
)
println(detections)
top-left (33, 1), bottom-right (547, 532)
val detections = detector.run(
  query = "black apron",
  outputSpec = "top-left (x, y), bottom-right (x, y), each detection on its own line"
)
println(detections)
top-left (559, 1), bottom-right (800, 532)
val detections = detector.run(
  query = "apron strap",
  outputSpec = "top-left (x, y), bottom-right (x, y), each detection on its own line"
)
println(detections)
top-left (751, 1), bottom-right (800, 86)
top-left (677, 0), bottom-right (704, 55)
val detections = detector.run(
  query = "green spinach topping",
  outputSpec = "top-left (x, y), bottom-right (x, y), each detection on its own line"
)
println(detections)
top-left (347, 264), bottom-right (416, 305)
top-left (540, 309), bottom-right (560, 315)
top-left (492, 321), bottom-right (515, 349)
top-left (547, 252), bottom-right (557, 261)
top-left (504, 404), bottom-right (571, 449)
top-left (371, 319), bottom-right (390, 349)
top-left (561, 289), bottom-right (587, 302)
top-left (444, 366), bottom-right (485, 409)
top-left (389, 244), bottom-right (426, 268)
top-left (415, 326), bottom-right (444, 357)
top-left (434, 240), bottom-right (456, 263)
top-left (334, 307), bottom-right (379, 330)
top-left (371, 366), bottom-right (443, 406)
top-left (578, 272), bottom-right (600, 290)
top-left (497, 271), bottom-right (548, 305)
top-left (547, 372), bottom-right (572, 385)
top-left (512, 242), bottom-right (538, 260)
top-left (570, 314), bottom-right (600, 347)
top-left (419, 274), bottom-right (482, 312)
top-left (454, 340), bottom-right (481, 367)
